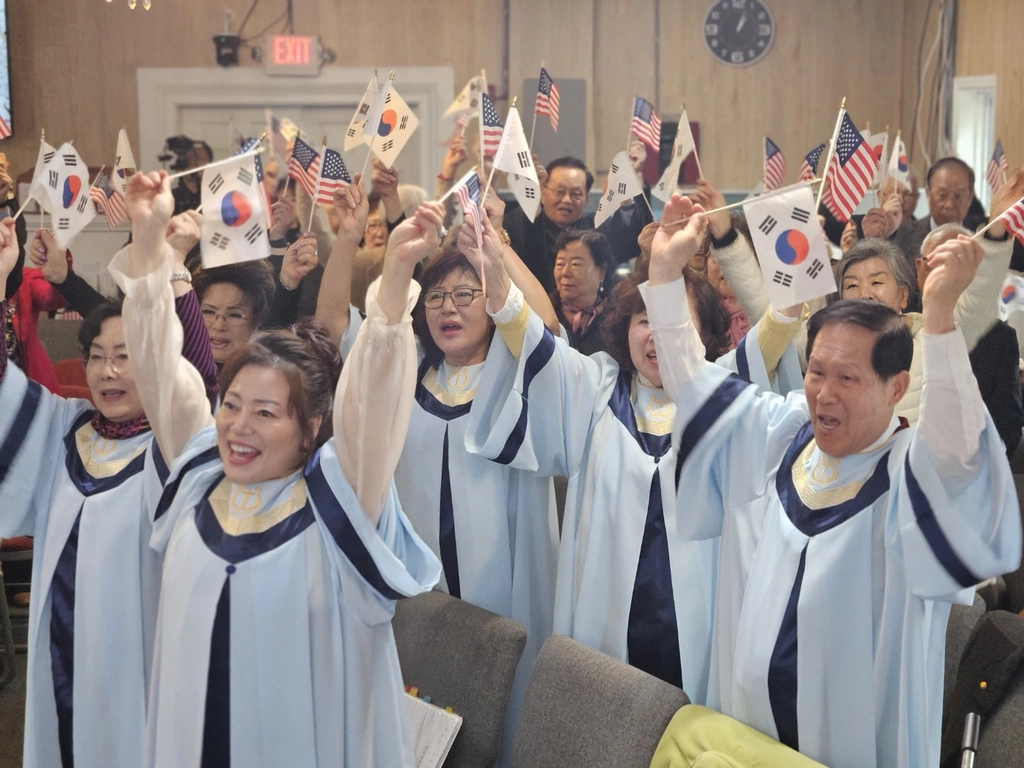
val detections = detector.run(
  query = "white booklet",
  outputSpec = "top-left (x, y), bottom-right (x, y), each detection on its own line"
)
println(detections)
top-left (404, 693), bottom-right (463, 768)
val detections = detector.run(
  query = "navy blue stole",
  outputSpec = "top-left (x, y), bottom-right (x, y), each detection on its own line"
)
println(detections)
top-left (52, 411), bottom-right (151, 768)
top-left (607, 369), bottom-right (681, 688)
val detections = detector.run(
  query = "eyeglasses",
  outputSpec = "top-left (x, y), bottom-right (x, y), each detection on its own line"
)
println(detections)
top-left (930, 189), bottom-right (972, 206)
top-left (365, 219), bottom-right (387, 231)
top-left (202, 307), bottom-right (250, 327)
top-left (424, 288), bottom-right (483, 309)
top-left (84, 353), bottom-right (131, 373)
top-left (544, 186), bottom-right (587, 204)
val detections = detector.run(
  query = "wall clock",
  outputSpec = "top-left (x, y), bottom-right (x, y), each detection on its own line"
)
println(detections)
top-left (703, 0), bottom-right (775, 67)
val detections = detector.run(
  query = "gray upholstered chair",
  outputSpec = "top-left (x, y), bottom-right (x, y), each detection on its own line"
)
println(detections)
top-left (944, 592), bottom-right (987, 713)
top-left (511, 634), bottom-right (689, 768)
top-left (392, 590), bottom-right (526, 768)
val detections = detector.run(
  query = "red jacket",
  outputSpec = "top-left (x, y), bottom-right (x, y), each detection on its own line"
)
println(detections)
top-left (11, 267), bottom-right (67, 394)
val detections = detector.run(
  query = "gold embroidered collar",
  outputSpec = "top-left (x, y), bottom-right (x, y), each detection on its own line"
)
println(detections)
top-left (208, 476), bottom-right (309, 536)
top-left (75, 421), bottom-right (148, 479)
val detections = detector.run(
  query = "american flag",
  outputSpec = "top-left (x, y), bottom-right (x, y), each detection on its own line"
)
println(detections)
top-left (764, 137), bottom-right (786, 191)
top-left (455, 171), bottom-right (483, 249)
top-left (480, 93), bottom-right (504, 158)
top-left (995, 197), bottom-right (1024, 246)
top-left (535, 68), bottom-right (560, 132)
top-left (987, 140), bottom-right (1009, 195)
top-left (288, 136), bottom-right (321, 198)
top-left (314, 149), bottom-right (351, 205)
top-left (798, 143), bottom-right (825, 182)
top-left (269, 114), bottom-right (289, 161)
top-left (630, 97), bottom-right (661, 152)
top-left (88, 172), bottom-right (126, 229)
top-left (0, 116), bottom-right (10, 140)
top-left (821, 113), bottom-right (877, 222)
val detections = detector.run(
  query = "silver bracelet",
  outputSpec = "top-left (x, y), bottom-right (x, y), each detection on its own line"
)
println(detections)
top-left (170, 270), bottom-right (192, 284)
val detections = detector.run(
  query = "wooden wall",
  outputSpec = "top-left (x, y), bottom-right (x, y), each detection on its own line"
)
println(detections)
top-left (955, 0), bottom-right (1024, 168)
top-left (7, 0), bottom-right (934, 188)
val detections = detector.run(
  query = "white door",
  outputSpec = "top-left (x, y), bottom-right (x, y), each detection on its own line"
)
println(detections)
top-left (951, 75), bottom-right (997, 209)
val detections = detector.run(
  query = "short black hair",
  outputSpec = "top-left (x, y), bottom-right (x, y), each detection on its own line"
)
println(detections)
top-left (926, 157), bottom-right (976, 190)
top-left (806, 299), bottom-right (913, 381)
top-left (553, 229), bottom-right (616, 291)
top-left (546, 156), bottom-right (594, 195)
top-left (78, 300), bottom-right (124, 359)
top-left (193, 259), bottom-right (276, 329)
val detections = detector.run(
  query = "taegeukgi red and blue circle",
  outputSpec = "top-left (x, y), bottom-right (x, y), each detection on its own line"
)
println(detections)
top-left (377, 109), bottom-right (398, 137)
top-left (775, 229), bottom-right (810, 265)
top-left (62, 176), bottom-right (82, 209)
top-left (1002, 284), bottom-right (1017, 304)
top-left (221, 191), bottom-right (253, 227)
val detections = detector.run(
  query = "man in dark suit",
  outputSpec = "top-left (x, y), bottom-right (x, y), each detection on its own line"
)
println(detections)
top-left (504, 155), bottom-right (652, 293)
top-left (893, 157), bottom-right (977, 269)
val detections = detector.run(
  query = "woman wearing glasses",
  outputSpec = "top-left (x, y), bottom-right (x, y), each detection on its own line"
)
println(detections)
top-left (322, 193), bottom-right (561, 762)
top-left (0, 213), bottom-right (216, 767)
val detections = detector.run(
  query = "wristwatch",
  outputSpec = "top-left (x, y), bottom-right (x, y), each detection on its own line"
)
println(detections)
top-left (170, 270), bottom-right (192, 284)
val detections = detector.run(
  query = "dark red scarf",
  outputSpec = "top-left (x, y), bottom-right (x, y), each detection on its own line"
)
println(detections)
top-left (91, 411), bottom-right (151, 440)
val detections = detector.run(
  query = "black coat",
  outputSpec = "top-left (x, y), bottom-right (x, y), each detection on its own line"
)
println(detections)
top-left (969, 322), bottom-right (1024, 458)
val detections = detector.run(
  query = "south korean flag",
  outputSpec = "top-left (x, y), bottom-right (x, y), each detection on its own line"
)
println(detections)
top-left (369, 84), bottom-right (420, 168)
top-left (491, 106), bottom-right (541, 221)
top-left (594, 151), bottom-right (643, 228)
top-left (744, 183), bottom-right (836, 309)
top-left (39, 142), bottom-right (96, 249)
top-left (200, 151), bottom-right (270, 269)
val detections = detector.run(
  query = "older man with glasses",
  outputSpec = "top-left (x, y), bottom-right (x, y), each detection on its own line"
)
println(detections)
top-left (504, 155), bottom-right (652, 293)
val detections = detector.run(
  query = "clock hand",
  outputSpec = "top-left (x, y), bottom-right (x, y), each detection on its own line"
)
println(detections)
top-left (736, 11), bottom-right (748, 32)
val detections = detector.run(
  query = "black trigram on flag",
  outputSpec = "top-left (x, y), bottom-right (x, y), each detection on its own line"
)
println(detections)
top-left (382, 139), bottom-right (394, 153)
top-left (759, 215), bottom-right (778, 236)
top-left (210, 233), bottom-right (230, 249)
top-left (244, 223), bottom-right (262, 245)
top-left (617, 182), bottom-right (627, 195)
top-left (400, 116), bottom-right (409, 130)
top-left (517, 151), bottom-right (530, 169)
top-left (48, 170), bottom-right (59, 188)
top-left (791, 207), bottom-right (811, 224)
top-left (524, 186), bottom-right (536, 199)
top-left (469, 97), bottom-right (479, 108)
top-left (346, 128), bottom-right (357, 138)
top-left (772, 270), bottom-right (793, 287)
top-left (610, 163), bottom-right (620, 174)
top-left (43, 151), bottom-right (55, 163)
top-left (806, 258), bottom-right (824, 279)
top-left (63, 154), bottom-right (77, 166)
top-left (58, 217), bottom-right (70, 230)
top-left (385, 92), bottom-right (393, 104)
top-left (76, 195), bottom-right (89, 214)
top-left (208, 173), bottom-right (225, 195)
top-left (605, 189), bottom-right (614, 202)
top-left (358, 103), bottom-right (370, 115)
top-left (237, 168), bottom-right (254, 187)
top-left (115, 154), bottom-right (121, 165)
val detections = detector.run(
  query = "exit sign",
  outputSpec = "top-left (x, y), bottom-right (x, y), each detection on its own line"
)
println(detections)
top-left (264, 35), bottom-right (323, 76)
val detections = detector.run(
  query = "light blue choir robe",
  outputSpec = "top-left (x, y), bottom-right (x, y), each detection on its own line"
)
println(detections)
top-left (647, 281), bottom-right (1022, 768)
top-left (343, 310), bottom-right (559, 761)
top-left (465, 298), bottom-right (724, 703)
top-left (144, 426), bottom-right (440, 768)
top-left (0, 363), bottom-right (166, 768)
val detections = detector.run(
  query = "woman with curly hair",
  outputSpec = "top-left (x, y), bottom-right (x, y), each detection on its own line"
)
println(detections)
top-left (464, 208), bottom-right (802, 705)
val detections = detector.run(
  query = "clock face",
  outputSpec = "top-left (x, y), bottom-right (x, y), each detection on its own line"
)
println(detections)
top-left (703, 0), bottom-right (775, 67)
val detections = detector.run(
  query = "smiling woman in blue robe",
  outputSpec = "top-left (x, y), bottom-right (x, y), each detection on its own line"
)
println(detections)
top-left (110, 171), bottom-right (440, 768)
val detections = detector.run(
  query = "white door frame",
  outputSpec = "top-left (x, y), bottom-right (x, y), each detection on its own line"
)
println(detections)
top-left (951, 74), bottom-right (997, 207)
top-left (136, 67), bottom-right (454, 191)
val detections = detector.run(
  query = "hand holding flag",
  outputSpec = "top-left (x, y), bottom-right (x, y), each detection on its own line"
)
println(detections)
top-left (648, 193), bottom-right (708, 283)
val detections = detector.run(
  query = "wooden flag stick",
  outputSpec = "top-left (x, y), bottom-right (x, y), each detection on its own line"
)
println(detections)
top-left (814, 97), bottom-right (846, 213)
top-left (11, 194), bottom-right (35, 223)
top-left (626, 95), bottom-right (635, 153)
top-left (308, 136), bottom-right (328, 232)
top-left (360, 70), bottom-right (395, 184)
top-left (166, 150), bottom-right (259, 181)
top-left (481, 97), bottom-right (517, 203)
top-left (87, 165), bottom-right (107, 193)
top-left (683, 104), bottom-right (703, 179)
top-left (528, 61), bottom-right (542, 153)
top-left (479, 69), bottom-right (487, 170)
top-left (39, 129), bottom-right (46, 231)
top-left (973, 212), bottom-right (1010, 240)
top-left (660, 178), bottom-right (823, 228)
top-left (436, 166), bottom-right (477, 204)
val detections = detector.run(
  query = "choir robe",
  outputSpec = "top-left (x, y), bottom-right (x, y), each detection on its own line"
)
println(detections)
top-left (144, 427), bottom-right (441, 768)
top-left (0, 362), bottom-right (166, 768)
top-left (465, 287), bottom-right (732, 703)
top-left (343, 309), bottom-right (559, 761)
top-left (644, 276), bottom-right (1022, 768)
